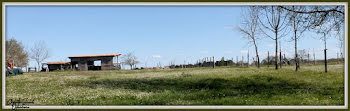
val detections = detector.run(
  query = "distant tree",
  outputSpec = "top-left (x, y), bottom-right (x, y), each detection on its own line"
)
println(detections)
top-left (298, 49), bottom-right (308, 63)
top-left (6, 38), bottom-right (29, 68)
top-left (336, 31), bottom-right (345, 59)
top-left (261, 56), bottom-right (276, 65)
top-left (122, 52), bottom-right (139, 69)
top-left (237, 6), bottom-right (261, 68)
top-left (221, 57), bottom-right (225, 66)
top-left (30, 41), bottom-right (50, 71)
top-left (259, 6), bottom-right (289, 70)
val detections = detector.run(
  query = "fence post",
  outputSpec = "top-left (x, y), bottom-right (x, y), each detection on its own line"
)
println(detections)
top-left (213, 56), bottom-right (215, 68)
top-left (241, 56), bottom-right (244, 67)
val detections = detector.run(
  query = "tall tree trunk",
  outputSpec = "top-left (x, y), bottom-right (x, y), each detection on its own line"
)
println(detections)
top-left (253, 40), bottom-right (260, 68)
top-left (37, 62), bottom-right (40, 72)
top-left (324, 33), bottom-right (327, 72)
top-left (275, 30), bottom-right (279, 70)
top-left (293, 13), bottom-right (299, 72)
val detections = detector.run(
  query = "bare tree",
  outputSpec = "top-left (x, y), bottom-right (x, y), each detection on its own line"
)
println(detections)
top-left (121, 52), bottom-right (139, 69)
top-left (30, 41), bottom-right (50, 71)
top-left (259, 6), bottom-right (289, 70)
top-left (287, 6), bottom-right (308, 71)
top-left (237, 6), bottom-right (261, 68)
top-left (279, 5), bottom-right (344, 33)
top-left (281, 5), bottom-right (344, 72)
top-left (6, 38), bottom-right (29, 68)
top-left (336, 31), bottom-right (345, 59)
top-left (298, 49), bottom-right (308, 63)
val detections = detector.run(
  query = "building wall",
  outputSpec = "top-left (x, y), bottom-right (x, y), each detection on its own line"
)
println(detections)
top-left (70, 56), bottom-right (118, 71)
top-left (48, 64), bottom-right (70, 71)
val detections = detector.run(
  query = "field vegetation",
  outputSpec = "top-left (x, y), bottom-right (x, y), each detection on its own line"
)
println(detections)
top-left (6, 64), bottom-right (344, 105)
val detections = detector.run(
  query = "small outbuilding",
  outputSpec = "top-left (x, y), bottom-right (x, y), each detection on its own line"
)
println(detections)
top-left (68, 53), bottom-right (121, 71)
top-left (43, 62), bottom-right (71, 71)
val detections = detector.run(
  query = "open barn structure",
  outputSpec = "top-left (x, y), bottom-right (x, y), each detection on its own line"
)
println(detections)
top-left (42, 62), bottom-right (71, 71)
top-left (68, 53), bottom-right (121, 71)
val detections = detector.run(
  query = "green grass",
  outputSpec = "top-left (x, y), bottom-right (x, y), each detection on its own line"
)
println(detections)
top-left (6, 64), bottom-right (344, 105)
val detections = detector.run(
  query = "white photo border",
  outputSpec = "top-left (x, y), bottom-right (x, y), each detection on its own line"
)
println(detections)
top-left (2, 2), bottom-right (348, 109)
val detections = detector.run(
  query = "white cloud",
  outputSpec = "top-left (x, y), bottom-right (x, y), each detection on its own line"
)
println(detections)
top-left (152, 55), bottom-right (162, 58)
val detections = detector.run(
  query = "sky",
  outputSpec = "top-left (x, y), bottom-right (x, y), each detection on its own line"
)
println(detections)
top-left (5, 6), bottom-right (344, 69)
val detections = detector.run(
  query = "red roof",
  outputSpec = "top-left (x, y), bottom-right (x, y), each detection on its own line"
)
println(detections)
top-left (46, 62), bottom-right (70, 65)
top-left (69, 53), bottom-right (121, 58)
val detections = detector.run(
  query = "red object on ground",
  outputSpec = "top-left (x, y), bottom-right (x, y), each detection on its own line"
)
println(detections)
top-left (7, 56), bottom-right (13, 69)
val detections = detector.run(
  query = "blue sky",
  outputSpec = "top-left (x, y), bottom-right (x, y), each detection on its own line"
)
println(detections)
top-left (5, 6), bottom-right (344, 69)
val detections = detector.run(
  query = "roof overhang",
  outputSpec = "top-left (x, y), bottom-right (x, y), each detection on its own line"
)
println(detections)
top-left (69, 53), bottom-right (121, 58)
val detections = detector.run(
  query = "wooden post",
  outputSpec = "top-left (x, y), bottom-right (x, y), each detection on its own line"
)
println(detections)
top-left (213, 56), bottom-right (215, 68)
top-left (117, 56), bottom-right (119, 69)
top-left (35, 67), bottom-right (37, 72)
top-left (71, 64), bottom-right (73, 71)
top-left (241, 56), bottom-right (244, 67)
top-left (324, 49), bottom-right (327, 72)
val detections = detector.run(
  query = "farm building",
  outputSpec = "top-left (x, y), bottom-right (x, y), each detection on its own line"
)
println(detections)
top-left (43, 62), bottom-right (71, 71)
top-left (68, 53), bottom-right (121, 71)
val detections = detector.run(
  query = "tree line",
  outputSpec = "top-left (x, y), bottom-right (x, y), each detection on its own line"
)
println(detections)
top-left (6, 39), bottom-right (50, 71)
top-left (237, 5), bottom-right (344, 72)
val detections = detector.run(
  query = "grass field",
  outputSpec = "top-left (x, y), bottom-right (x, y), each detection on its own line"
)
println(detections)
top-left (6, 64), bottom-right (345, 105)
